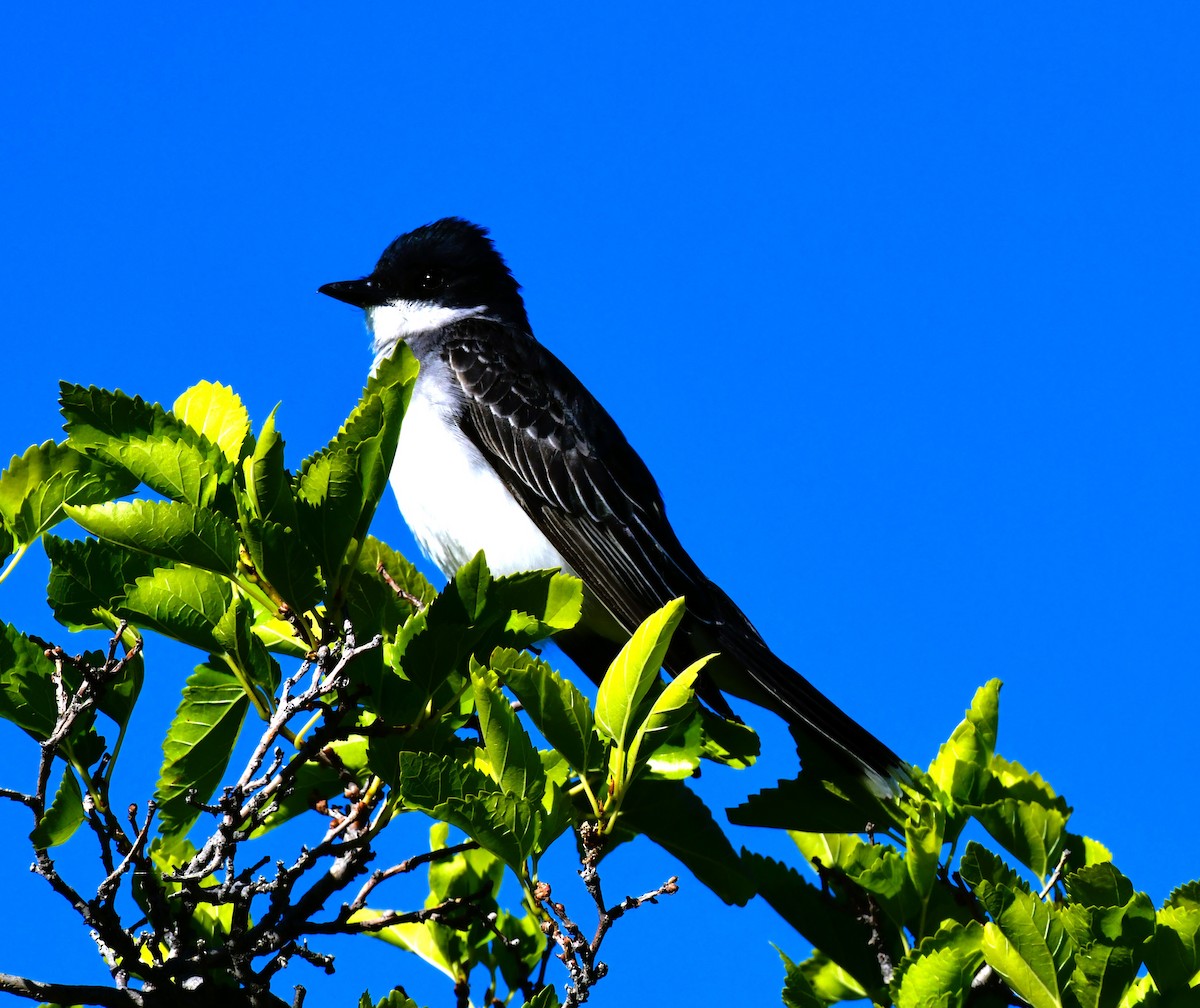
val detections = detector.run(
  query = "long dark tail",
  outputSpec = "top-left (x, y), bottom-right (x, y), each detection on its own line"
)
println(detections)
top-left (555, 588), bottom-right (909, 796)
top-left (664, 578), bottom-right (909, 796)
top-left (706, 622), bottom-right (908, 796)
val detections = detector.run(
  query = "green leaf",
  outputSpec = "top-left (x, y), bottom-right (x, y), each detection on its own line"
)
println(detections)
top-left (66, 499), bottom-right (240, 576)
top-left (375, 564), bottom-right (482, 723)
top-left (173, 381), bottom-right (251, 465)
top-left (155, 660), bottom-right (251, 835)
top-left (0, 622), bottom-right (100, 760)
top-left (1144, 904), bottom-right (1200, 994)
top-left (354, 906), bottom-right (458, 979)
top-left (729, 770), bottom-right (889, 834)
top-left (790, 830), bottom-right (915, 920)
top-left (388, 747), bottom-right (501, 807)
top-left (61, 382), bottom-right (178, 445)
top-left (343, 535), bottom-right (434, 642)
top-left (643, 710), bottom-right (704, 780)
top-left (518, 987), bottom-right (560, 1008)
top-left (471, 661), bottom-right (547, 801)
top-left (779, 948), bottom-right (825, 1008)
top-left (120, 566), bottom-right (233, 652)
top-left (149, 837), bottom-right (235, 942)
top-left (617, 779), bottom-right (755, 905)
top-left (118, 436), bottom-right (228, 507)
top-left (251, 736), bottom-right (370, 837)
top-left (971, 797), bottom-right (1068, 881)
top-left (242, 405), bottom-right (296, 527)
top-left (905, 798), bottom-right (945, 898)
top-left (453, 551), bottom-right (491, 622)
top-left (958, 840), bottom-right (1030, 918)
top-left (488, 567), bottom-right (583, 635)
top-left (0, 440), bottom-right (135, 544)
top-left (697, 709), bottom-right (760, 768)
top-left (61, 382), bottom-right (233, 506)
top-left (240, 516), bottom-right (323, 615)
top-left (628, 655), bottom-right (707, 767)
top-left (1166, 881), bottom-right (1200, 912)
top-left (594, 597), bottom-right (684, 748)
top-left (298, 347), bottom-right (417, 588)
top-left (393, 751), bottom-right (539, 872)
top-left (986, 755), bottom-right (1070, 812)
top-left (31, 765), bottom-right (86, 849)
top-left (426, 822), bottom-right (505, 904)
top-left (927, 679), bottom-right (999, 807)
top-left (1064, 862), bottom-right (1158, 957)
top-left (1069, 942), bottom-right (1139, 1008)
top-left (489, 647), bottom-right (597, 776)
top-left (44, 533), bottom-right (162, 631)
top-left (78, 642), bottom-right (144, 733)
top-left (213, 594), bottom-right (282, 699)
top-left (295, 448), bottom-right (364, 586)
top-left (980, 891), bottom-right (1071, 1008)
top-left (795, 952), bottom-right (871, 1004)
top-left (361, 989), bottom-right (422, 1008)
top-left (1064, 862), bottom-right (1134, 908)
top-left (1065, 834), bottom-right (1116, 873)
top-left (891, 922), bottom-right (985, 1008)
top-left (319, 346), bottom-right (417, 474)
top-left (742, 851), bottom-right (882, 991)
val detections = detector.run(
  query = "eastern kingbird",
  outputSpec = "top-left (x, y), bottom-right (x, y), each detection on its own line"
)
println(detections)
top-left (320, 217), bottom-right (905, 795)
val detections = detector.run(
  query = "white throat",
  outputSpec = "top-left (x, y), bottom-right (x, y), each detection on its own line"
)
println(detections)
top-left (366, 297), bottom-right (571, 580)
top-left (368, 299), bottom-right (487, 365)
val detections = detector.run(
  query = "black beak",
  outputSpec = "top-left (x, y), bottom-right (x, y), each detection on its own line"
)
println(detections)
top-left (318, 278), bottom-right (380, 308)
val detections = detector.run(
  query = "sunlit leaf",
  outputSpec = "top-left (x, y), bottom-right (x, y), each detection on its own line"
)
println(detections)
top-left (980, 890), bottom-right (1072, 1008)
top-left (970, 797), bottom-right (1068, 882)
top-left (628, 655), bottom-right (707, 769)
top-left (66, 499), bottom-right (239, 576)
top-left (343, 535), bottom-right (433, 642)
top-left (958, 840), bottom-right (1029, 918)
top-left (120, 566), bottom-right (232, 652)
top-left (295, 447), bottom-right (363, 585)
top-left (490, 647), bottom-right (597, 777)
top-left (472, 662), bottom-right (546, 801)
top-left (173, 381), bottom-right (251, 465)
top-left (891, 921), bottom-right (984, 1008)
top-left (780, 949), bottom-right (825, 1008)
top-left (927, 679), bottom-right (999, 808)
top-left (595, 597), bottom-right (684, 749)
top-left (242, 406), bottom-right (296, 527)
top-left (251, 736), bottom-right (370, 837)
top-left (0, 440), bottom-right (135, 544)
top-left (1069, 942), bottom-right (1138, 1008)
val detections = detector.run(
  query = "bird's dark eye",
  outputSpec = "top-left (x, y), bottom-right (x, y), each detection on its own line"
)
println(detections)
top-left (417, 270), bottom-right (443, 294)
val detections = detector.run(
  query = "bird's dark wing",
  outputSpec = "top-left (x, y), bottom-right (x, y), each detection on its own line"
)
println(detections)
top-left (443, 319), bottom-right (713, 636)
top-left (441, 318), bottom-right (905, 790)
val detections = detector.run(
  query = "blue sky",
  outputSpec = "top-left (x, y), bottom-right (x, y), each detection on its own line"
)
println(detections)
top-left (2, 4), bottom-right (1198, 1005)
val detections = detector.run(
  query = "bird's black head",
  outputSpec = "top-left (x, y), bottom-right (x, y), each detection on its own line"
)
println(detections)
top-left (319, 217), bottom-right (529, 330)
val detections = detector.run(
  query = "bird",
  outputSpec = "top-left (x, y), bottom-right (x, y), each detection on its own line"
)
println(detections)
top-left (319, 217), bottom-right (906, 795)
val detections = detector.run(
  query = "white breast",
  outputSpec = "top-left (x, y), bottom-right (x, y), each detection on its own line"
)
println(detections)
top-left (390, 367), bottom-right (572, 580)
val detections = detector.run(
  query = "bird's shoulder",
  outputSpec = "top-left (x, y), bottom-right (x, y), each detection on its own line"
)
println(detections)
top-left (439, 317), bottom-right (665, 521)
